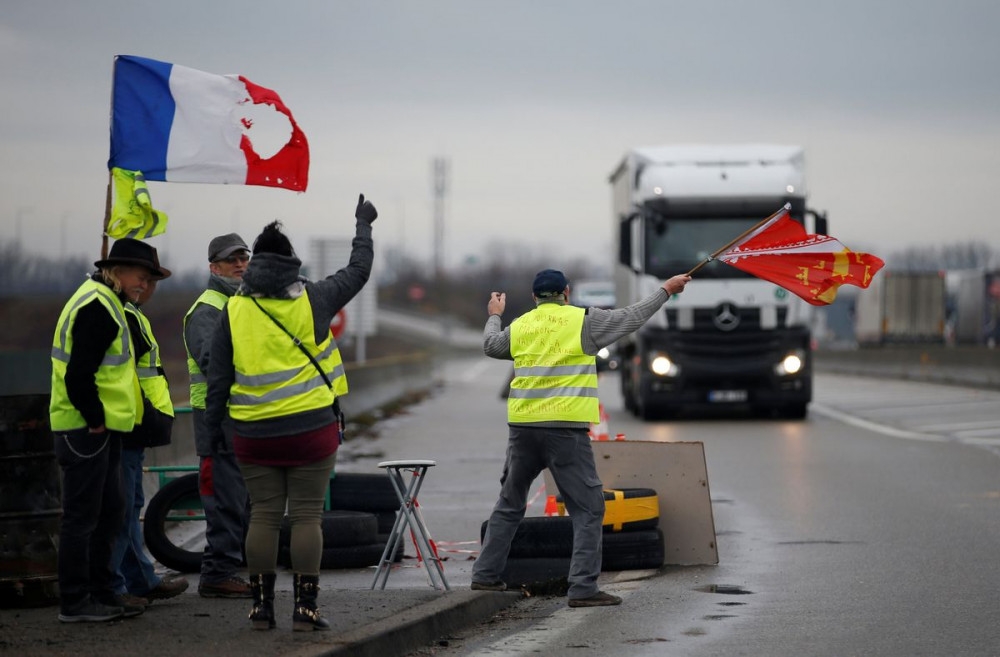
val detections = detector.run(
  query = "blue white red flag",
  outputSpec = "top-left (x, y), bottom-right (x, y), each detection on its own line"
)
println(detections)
top-left (108, 55), bottom-right (309, 191)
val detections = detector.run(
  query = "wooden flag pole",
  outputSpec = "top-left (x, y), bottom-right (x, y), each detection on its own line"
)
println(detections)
top-left (101, 170), bottom-right (112, 259)
top-left (685, 204), bottom-right (789, 276)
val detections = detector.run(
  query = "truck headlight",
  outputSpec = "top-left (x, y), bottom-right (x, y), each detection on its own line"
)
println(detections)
top-left (775, 350), bottom-right (805, 376)
top-left (650, 352), bottom-right (680, 377)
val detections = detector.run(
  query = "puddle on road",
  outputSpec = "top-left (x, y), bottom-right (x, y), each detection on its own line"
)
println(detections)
top-left (695, 584), bottom-right (754, 595)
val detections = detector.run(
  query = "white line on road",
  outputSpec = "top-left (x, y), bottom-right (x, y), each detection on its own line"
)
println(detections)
top-left (810, 403), bottom-right (945, 443)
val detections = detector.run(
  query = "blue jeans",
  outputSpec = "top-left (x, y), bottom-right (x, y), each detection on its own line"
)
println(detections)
top-left (111, 447), bottom-right (161, 596)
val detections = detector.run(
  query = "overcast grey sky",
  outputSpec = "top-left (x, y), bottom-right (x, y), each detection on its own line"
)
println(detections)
top-left (2, 0), bottom-right (998, 275)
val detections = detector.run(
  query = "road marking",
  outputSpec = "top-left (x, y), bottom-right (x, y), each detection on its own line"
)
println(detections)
top-left (812, 403), bottom-right (1000, 458)
top-left (810, 403), bottom-right (945, 442)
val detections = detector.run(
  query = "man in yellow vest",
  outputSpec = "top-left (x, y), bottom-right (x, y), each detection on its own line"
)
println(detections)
top-left (50, 238), bottom-right (170, 622)
top-left (183, 233), bottom-right (252, 598)
top-left (472, 268), bottom-right (690, 607)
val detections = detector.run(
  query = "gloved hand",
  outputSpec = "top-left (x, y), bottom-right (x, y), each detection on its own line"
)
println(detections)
top-left (355, 193), bottom-right (378, 224)
top-left (210, 430), bottom-right (227, 454)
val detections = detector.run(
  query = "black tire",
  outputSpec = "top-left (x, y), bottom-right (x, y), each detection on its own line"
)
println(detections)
top-left (277, 541), bottom-right (386, 570)
top-left (377, 533), bottom-right (405, 563)
top-left (372, 510), bottom-right (398, 534)
top-left (320, 542), bottom-right (385, 569)
top-left (278, 510), bottom-right (378, 550)
top-left (143, 473), bottom-right (204, 574)
top-left (328, 473), bottom-right (399, 511)
top-left (601, 528), bottom-right (665, 571)
top-left (481, 517), bottom-right (574, 558)
top-left (501, 556), bottom-right (571, 590)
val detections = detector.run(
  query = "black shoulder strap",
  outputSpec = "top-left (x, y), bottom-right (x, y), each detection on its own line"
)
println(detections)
top-left (249, 297), bottom-right (333, 390)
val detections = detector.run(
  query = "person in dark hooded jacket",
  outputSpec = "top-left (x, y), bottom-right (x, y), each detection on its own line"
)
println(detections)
top-left (204, 194), bottom-right (376, 631)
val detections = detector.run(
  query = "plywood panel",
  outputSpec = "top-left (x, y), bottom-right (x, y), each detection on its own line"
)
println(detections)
top-left (544, 440), bottom-right (718, 565)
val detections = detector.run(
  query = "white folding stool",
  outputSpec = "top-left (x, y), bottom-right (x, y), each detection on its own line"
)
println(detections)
top-left (371, 459), bottom-right (450, 591)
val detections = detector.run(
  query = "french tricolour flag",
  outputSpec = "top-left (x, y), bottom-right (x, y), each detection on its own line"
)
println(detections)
top-left (109, 55), bottom-right (309, 191)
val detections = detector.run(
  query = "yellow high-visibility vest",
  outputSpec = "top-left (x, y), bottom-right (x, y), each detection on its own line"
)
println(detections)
top-left (183, 289), bottom-right (228, 410)
top-left (226, 291), bottom-right (343, 422)
top-left (508, 304), bottom-right (599, 424)
top-left (126, 303), bottom-right (174, 417)
top-left (50, 279), bottom-right (139, 432)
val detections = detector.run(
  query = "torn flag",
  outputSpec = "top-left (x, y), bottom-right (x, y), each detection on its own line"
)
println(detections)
top-left (717, 205), bottom-right (885, 306)
top-left (108, 55), bottom-right (309, 191)
top-left (107, 168), bottom-right (169, 239)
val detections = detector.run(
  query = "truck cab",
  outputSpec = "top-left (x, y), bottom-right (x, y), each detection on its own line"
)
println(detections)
top-left (611, 145), bottom-right (827, 419)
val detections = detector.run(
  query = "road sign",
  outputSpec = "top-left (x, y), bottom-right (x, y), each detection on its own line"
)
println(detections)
top-left (330, 309), bottom-right (347, 340)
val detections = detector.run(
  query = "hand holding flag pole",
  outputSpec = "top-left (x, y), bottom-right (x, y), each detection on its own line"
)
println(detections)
top-left (686, 204), bottom-right (885, 306)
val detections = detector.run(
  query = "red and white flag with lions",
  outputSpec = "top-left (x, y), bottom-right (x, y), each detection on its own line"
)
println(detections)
top-left (717, 205), bottom-right (885, 306)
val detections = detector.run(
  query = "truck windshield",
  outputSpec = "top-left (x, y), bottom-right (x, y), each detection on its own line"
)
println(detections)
top-left (645, 216), bottom-right (763, 279)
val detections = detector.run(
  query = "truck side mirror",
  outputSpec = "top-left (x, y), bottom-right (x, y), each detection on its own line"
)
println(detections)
top-left (618, 216), bottom-right (632, 268)
top-left (807, 208), bottom-right (829, 236)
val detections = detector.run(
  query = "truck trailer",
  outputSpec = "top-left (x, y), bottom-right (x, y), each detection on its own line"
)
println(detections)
top-left (610, 144), bottom-right (828, 420)
top-left (853, 271), bottom-right (946, 345)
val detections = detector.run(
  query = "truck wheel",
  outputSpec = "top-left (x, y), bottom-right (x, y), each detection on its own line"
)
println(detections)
top-left (143, 473), bottom-right (204, 574)
top-left (783, 403), bottom-right (808, 420)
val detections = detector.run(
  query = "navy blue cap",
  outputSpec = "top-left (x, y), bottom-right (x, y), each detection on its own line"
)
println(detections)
top-left (532, 269), bottom-right (568, 297)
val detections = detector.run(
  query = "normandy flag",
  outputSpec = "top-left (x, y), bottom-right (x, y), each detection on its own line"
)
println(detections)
top-left (715, 205), bottom-right (885, 306)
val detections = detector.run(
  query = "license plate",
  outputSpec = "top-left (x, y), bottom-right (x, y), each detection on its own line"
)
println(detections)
top-left (708, 390), bottom-right (748, 403)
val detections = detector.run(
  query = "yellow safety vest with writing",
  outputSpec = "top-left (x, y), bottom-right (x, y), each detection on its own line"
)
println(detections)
top-left (226, 291), bottom-right (345, 422)
top-left (49, 279), bottom-right (139, 432)
top-left (126, 303), bottom-right (175, 418)
top-left (183, 289), bottom-right (228, 410)
top-left (508, 304), bottom-right (599, 424)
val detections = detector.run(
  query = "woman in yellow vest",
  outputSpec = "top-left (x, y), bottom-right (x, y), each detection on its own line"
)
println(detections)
top-left (49, 238), bottom-right (170, 623)
top-left (205, 195), bottom-right (376, 631)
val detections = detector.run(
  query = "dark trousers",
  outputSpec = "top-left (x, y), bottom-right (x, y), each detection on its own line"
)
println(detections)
top-left (199, 449), bottom-right (249, 583)
top-left (53, 430), bottom-right (125, 609)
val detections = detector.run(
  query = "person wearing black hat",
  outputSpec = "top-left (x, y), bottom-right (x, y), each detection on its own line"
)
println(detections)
top-left (204, 194), bottom-right (377, 631)
top-left (472, 267), bottom-right (690, 607)
top-left (183, 231), bottom-right (253, 599)
top-left (50, 237), bottom-right (170, 622)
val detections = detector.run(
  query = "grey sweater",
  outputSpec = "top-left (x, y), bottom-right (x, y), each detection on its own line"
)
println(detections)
top-left (485, 288), bottom-right (670, 428)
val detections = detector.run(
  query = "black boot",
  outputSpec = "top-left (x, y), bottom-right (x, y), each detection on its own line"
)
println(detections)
top-left (248, 573), bottom-right (276, 630)
top-left (292, 573), bottom-right (330, 632)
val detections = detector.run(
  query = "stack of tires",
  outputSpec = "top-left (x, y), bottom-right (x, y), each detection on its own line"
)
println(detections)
top-left (480, 488), bottom-right (664, 588)
top-left (143, 471), bottom-right (404, 573)
top-left (277, 473), bottom-right (404, 570)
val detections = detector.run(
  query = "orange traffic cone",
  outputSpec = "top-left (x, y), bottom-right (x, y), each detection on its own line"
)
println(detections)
top-left (544, 495), bottom-right (559, 516)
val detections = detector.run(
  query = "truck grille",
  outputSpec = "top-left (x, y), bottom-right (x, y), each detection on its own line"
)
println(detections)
top-left (665, 307), bottom-right (788, 333)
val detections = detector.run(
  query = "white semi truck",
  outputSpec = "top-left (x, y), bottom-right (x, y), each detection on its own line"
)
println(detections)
top-left (610, 144), bottom-right (828, 419)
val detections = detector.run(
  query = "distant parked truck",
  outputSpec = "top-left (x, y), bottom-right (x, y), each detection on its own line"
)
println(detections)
top-left (953, 269), bottom-right (1000, 347)
top-left (854, 271), bottom-right (946, 345)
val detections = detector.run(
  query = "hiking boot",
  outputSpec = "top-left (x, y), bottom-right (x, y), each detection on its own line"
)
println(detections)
top-left (58, 599), bottom-right (124, 623)
top-left (94, 593), bottom-right (145, 618)
top-left (568, 591), bottom-right (622, 608)
top-left (146, 575), bottom-right (189, 601)
top-left (470, 580), bottom-right (508, 592)
top-left (199, 575), bottom-right (252, 598)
